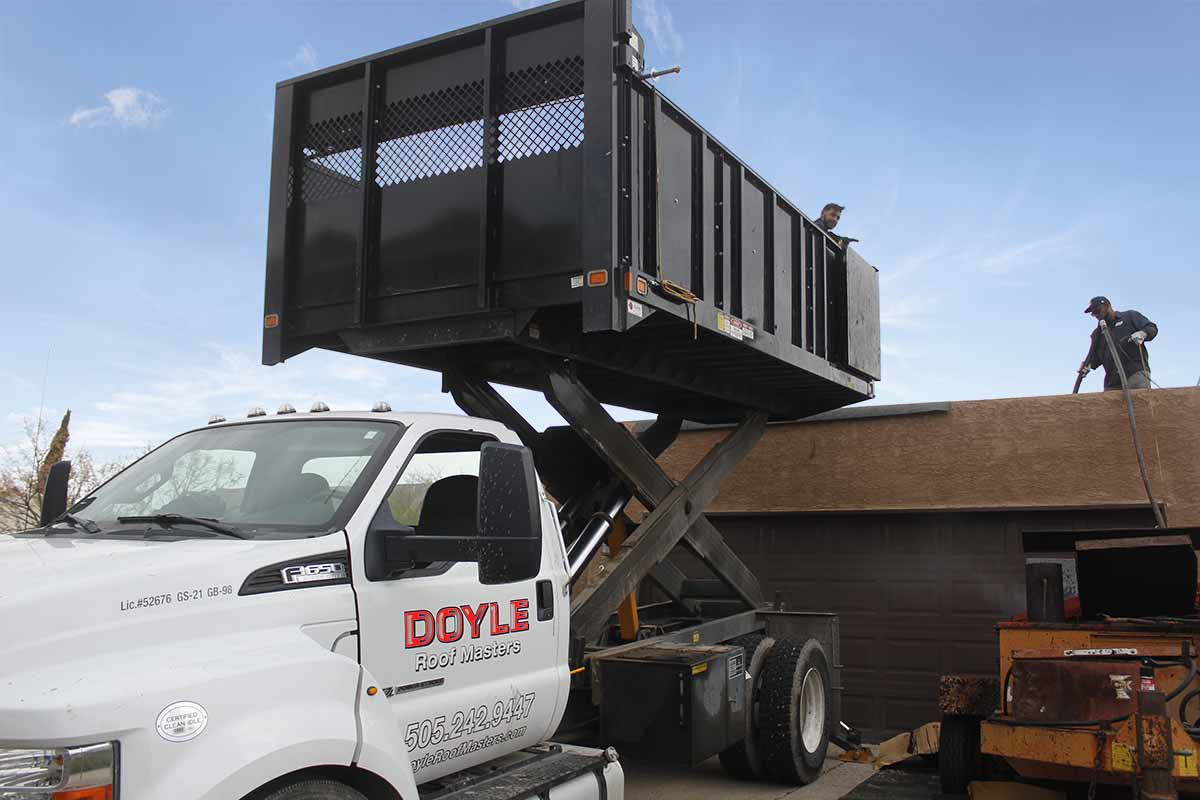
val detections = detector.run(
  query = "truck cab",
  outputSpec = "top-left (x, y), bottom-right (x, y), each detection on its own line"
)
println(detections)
top-left (0, 408), bottom-right (617, 800)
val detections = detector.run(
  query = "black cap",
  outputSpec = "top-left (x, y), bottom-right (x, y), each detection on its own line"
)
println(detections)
top-left (1084, 296), bottom-right (1110, 313)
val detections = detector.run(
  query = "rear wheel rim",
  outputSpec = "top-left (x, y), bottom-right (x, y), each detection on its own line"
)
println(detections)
top-left (799, 666), bottom-right (826, 753)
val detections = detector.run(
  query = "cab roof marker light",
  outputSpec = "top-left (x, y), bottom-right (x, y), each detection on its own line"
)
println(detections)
top-left (310, 401), bottom-right (330, 413)
top-left (207, 415), bottom-right (226, 425)
top-left (277, 403), bottom-right (297, 415)
top-left (372, 401), bottom-right (392, 413)
top-left (247, 407), bottom-right (267, 418)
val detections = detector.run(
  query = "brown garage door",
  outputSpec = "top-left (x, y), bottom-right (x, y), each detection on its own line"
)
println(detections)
top-left (709, 508), bottom-right (1155, 741)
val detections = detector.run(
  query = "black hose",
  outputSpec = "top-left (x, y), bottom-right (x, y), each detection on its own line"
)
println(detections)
top-left (1180, 688), bottom-right (1200, 727)
top-left (1099, 320), bottom-right (1167, 529)
top-left (1165, 658), bottom-right (1198, 702)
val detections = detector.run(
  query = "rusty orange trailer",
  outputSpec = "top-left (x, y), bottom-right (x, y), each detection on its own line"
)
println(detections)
top-left (979, 621), bottom-right (1200, 790)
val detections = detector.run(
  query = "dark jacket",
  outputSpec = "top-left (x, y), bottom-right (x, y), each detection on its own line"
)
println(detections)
top-left (814, 217), bottom-right (856, 249)
top-left (1085, 310), bottom-right (1158, 389)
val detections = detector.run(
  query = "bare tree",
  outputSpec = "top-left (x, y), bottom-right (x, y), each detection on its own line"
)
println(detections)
top-left (0, 411), bottom-right (132, 531)
top-left (386, 463), bottom-right (445, 525)
top-left (111, 449), bottom-right (245, 518)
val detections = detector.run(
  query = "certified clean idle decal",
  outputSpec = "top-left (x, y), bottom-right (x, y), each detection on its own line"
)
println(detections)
top-left (156, 701), bottom-right (209, 742)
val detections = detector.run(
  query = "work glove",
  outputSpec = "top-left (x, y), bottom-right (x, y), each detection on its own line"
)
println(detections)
top-left (1077, 364), bottom-right (1091, 376)
top-left (1129, 330), bottom-right (1147, 346)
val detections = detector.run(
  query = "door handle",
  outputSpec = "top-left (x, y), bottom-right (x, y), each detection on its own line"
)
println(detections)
top-left (536, 579), bottom-right (554, 621)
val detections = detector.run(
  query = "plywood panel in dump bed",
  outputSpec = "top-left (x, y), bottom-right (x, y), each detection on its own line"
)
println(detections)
top-left (262, 0), bottom-right (880, 421)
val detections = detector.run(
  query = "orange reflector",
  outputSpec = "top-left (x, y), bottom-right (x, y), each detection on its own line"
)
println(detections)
top-left (636, 277), bottom-right (648, 295)
top-left (623, 271), bottom-right (632, 292)
top-left (367, 686), bottom-right (378, 696)
top-left (263, 313), bottom-right (280, 329)
top-left (586, 269), bottom-right (609, 287)
top-left (53, 787), bottom-right (113, 800)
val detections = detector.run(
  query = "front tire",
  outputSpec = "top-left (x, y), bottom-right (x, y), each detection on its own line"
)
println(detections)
top-left (938, 715), bottom-right (982, 795)
top-left (757, 637), bottom-right (832, 785)
top-left (259, 780), bottom-right (369, 800)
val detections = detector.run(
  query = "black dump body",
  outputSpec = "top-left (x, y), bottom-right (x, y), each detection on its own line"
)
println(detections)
top-left (263, 0), bottom-right (880, 421)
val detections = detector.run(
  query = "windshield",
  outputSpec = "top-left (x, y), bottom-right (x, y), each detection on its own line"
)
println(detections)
top-left (71, 419), bottom-right (402, 537)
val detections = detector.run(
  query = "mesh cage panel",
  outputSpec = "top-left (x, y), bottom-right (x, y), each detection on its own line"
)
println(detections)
top-left (376, 81), bottom-right (486, 185)
top-left (296, 113), bottom-right (364, 204)
top-left (498, 56), bottom-right (584, 163)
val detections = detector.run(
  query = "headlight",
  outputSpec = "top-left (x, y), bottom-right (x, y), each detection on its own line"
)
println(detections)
top-left (0, 743), bottom-right (115, 799)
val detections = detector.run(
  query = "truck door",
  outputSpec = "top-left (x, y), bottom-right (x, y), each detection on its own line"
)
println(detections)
top-left (353, 429), bottom-right (564, 783)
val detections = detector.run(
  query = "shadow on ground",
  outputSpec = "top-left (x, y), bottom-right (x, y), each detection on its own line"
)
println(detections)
top-left (622, 747), bottom-right (876, 800)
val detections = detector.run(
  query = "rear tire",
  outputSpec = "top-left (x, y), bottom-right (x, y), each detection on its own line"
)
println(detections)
top-left (259, 780), bottom-right (368, 800)
top-left (757, 637), bottom-right (832, 785)
top-left (718, 633), bottom-right (776, 780)
top-left (938, 715), bottom-right (982, 795)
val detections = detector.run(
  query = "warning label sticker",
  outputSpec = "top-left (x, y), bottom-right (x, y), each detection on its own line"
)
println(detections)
top-left (717, 312), bottom-right (755, 341)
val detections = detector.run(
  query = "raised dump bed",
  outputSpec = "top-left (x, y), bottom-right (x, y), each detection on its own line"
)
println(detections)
top-left (262, 0), bottom-right (880, 421)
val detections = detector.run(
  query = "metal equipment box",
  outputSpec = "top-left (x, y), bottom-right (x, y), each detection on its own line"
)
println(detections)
top-left (262, 0), bottom-right (880, 422)
top-left (595, 643), bottom-right (745, 765)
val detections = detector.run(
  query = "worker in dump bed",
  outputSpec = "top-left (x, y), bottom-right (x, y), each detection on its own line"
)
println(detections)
top-left (1078, 296), bottom-right (1158, 390)
top-left (814, 203), bottom-right (859, 249)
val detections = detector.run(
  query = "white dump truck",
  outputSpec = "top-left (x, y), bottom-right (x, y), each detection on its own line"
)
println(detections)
top-left (0, 410), bottom-right (623, 799)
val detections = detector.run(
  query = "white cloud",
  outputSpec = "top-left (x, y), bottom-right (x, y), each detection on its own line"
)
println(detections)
top-left (21, 339), bottom-right (645, 464)
top-left (977, 227), bottom-right (1083, 276)
top-left (506, 0), bottom-right (543, 9)
top-left (288, 42), bottom-right (318, 72)
top-left (0, 370), bottom-right (35, 393)
top-left (69, 87), bottom-right (167, 129)
top-left (879, 291), bottom-right (939, 331)
top-left (639, 0), bottom-right (684, 60)
top-left (880, 240), bottom-right (953, 286)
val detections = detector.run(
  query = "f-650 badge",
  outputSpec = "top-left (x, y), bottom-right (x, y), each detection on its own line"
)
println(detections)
top-left (281, 562), bottom-right (348, 584)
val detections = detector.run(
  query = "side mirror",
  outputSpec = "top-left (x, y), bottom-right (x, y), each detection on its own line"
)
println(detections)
top-left (362, 511), bottom-right (418, 581)
top-left (476, 442), bottom-right (542, 585)
top-left (40, 460), bottom-right (71, 527)
top-left (362, 443), bottom-right (543, 585)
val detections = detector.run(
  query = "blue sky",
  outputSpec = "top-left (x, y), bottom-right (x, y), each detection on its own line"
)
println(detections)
top-left (2, 0), bottom-right (1197, 461)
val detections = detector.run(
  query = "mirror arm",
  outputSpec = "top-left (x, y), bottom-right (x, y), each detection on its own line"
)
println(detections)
top-left (383, 534), bottom-right (480, 563)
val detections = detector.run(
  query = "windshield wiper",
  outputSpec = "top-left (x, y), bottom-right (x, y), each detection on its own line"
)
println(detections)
top-left (50, 513), bottom-right (102, 534)
top-left (116, 514), bottom-right (250, 540)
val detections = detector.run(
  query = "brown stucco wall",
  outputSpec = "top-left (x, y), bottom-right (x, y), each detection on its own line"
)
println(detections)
top-left (655, 387), bottom-right (1200, 525)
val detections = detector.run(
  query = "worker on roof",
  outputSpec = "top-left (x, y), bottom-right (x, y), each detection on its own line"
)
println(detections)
top-left (815, 203), bottom-right (859, 249)
top-left (1078, 296), bottom-right (1158, 391)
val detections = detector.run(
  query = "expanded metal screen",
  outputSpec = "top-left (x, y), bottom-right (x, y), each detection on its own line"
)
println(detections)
top-left (294, 112), bottom-right (363, 205)
top-left (376, 81), bottom-right (486, 185)
top-left (293, 57), bottom-right (584, 201)
top-left (498, 56), bottom-right (585, 162)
